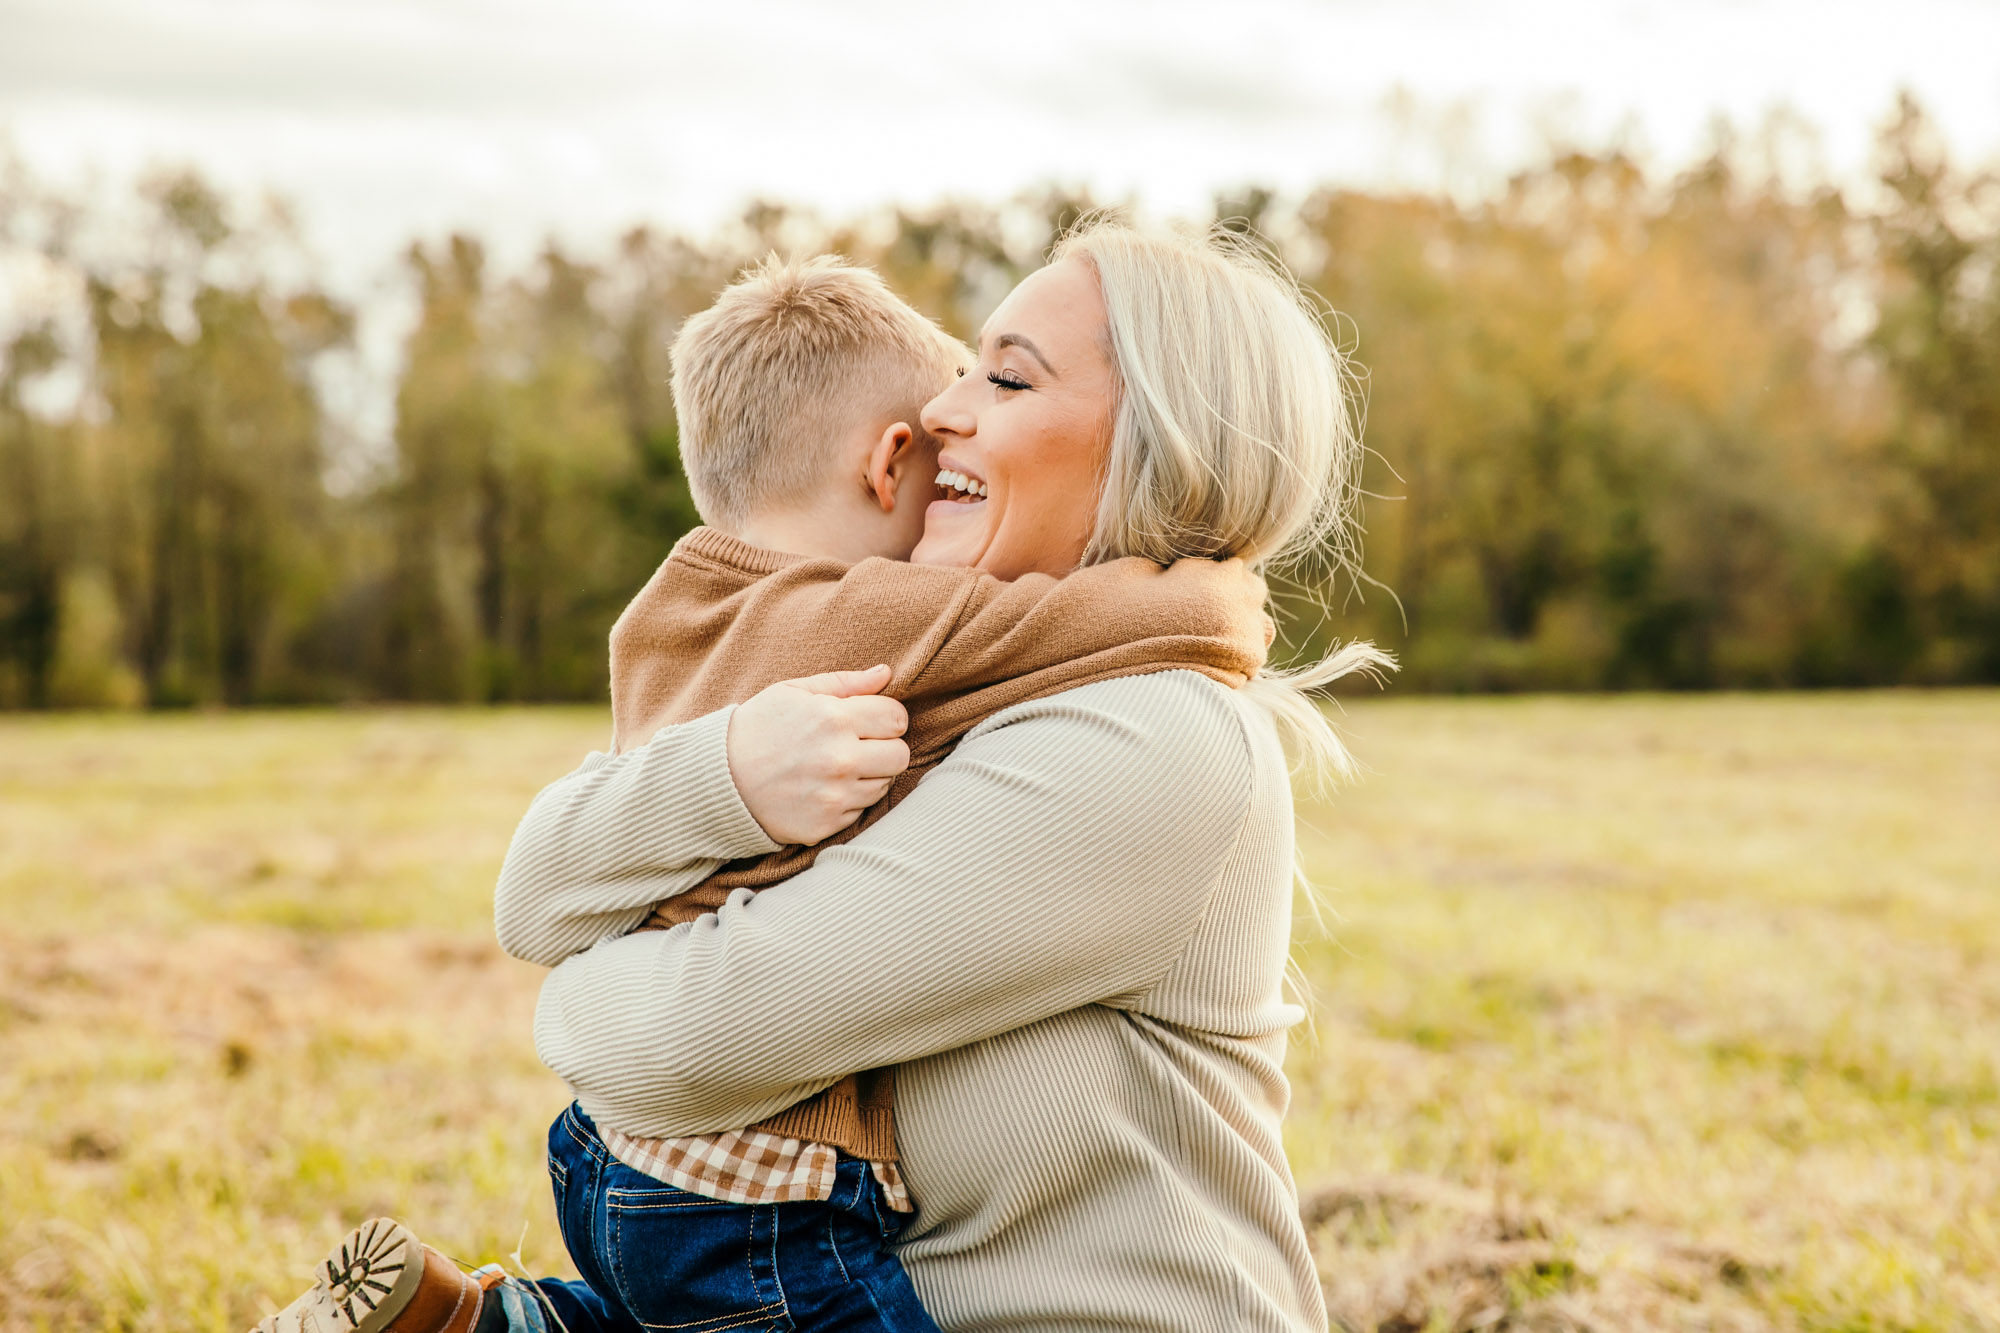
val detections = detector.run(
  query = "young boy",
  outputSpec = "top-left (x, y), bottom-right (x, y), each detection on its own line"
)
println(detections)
top-left (256, 257), bottom-right (1270, 1333)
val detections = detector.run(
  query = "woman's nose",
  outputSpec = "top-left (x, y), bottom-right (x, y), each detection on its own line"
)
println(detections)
top-left (920, 376), bottom-right (975, 438)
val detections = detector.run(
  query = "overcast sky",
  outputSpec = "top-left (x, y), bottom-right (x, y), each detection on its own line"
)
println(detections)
top-left (5, 0), bottom-right (2000, 296)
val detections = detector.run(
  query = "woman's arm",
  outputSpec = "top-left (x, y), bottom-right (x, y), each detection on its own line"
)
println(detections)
top-left (534, 671), bottom-right (1256, 1139)
top-left (494, 707), bottom-right (780, 965)
top-left (495, 671), bottom-right (911, 967)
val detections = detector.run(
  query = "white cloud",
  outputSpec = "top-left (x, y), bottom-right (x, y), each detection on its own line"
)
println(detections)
top-left (1, 0), bottom-right (1996, 294)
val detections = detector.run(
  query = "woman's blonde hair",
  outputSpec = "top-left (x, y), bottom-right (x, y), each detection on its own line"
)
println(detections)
top-left (1052, 217), bottom-right (1392, 781)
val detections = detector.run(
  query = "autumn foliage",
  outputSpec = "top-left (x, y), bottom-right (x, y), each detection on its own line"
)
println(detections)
top-left (1, 98), bottom-right (1994, 706)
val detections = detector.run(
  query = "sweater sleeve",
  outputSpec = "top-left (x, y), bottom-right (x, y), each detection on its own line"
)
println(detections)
top-left (533, 672), bottom-right (1257, 1140)
top-left (493, 705), bottom-right (782, 967)
top-left (895, 557), bottom-right (1260, 706)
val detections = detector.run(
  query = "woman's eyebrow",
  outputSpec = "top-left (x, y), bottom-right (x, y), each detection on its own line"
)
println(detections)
top-left (994, 333), bottom-right (1058, 378)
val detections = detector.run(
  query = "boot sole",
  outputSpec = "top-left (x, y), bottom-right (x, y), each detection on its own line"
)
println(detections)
top-left (254, 1218), bottom-right (426, 1333)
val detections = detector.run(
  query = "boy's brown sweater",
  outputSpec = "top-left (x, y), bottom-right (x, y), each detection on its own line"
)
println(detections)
top-left (608, 525), bottom-right (1271, 1162)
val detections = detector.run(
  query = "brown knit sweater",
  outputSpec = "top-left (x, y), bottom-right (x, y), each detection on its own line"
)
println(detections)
top-left (608, 526), bottom-right (1271, 1161)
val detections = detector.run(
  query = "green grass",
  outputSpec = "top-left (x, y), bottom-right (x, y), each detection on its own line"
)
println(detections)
top-left (1289, 694), bottom-right (2000, 1331)
top-left (2, 696), bottom-right (1996, 1331)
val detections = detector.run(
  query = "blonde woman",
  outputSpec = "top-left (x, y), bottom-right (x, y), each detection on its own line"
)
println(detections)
top-left (258, 221), bottom-right (1382, 1333)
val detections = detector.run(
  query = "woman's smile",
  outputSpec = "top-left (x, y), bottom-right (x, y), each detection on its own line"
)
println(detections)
top-left (931, 461), bottom-right (989, 503)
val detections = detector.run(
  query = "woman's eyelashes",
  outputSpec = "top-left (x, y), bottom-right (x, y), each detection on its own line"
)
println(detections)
top-left (987, 370), bottom-right (1031, 392)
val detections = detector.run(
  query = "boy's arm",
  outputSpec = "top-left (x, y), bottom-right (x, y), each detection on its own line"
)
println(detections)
top-left (863, 554), bottom-right (1264, 712)
top-left (685, 553), bottom-right (1261, 713)
top-left (493, 707), bottom-right (781, 968)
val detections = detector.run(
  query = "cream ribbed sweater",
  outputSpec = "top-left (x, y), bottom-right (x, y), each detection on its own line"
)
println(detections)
top-left (508, 671), bottom-right (1326, 1333)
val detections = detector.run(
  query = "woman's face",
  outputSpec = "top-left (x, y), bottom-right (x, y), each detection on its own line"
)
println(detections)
top-left (911, 258), bottom-right (1117, 579)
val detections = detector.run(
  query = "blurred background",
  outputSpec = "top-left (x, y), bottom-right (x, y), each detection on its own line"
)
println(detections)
top-left (3, 4), bottom-right (1999, 1331)
top-left (3, 0), bottom-right (1997, 704)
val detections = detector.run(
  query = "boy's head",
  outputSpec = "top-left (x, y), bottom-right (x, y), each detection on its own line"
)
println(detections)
top-left (671, 254), bottom-right (969, 559)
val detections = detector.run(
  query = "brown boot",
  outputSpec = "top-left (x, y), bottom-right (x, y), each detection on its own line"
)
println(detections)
top-left (251, 1219), bottom-right (504, 1333)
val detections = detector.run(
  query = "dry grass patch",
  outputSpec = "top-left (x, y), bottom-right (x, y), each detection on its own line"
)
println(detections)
top-left (2, 695), bottom-right (1996, 1330)
top-left (1289, 693), bottom-right (2000, 1331)
top-left (0, 709), bottom-right (600, 1332)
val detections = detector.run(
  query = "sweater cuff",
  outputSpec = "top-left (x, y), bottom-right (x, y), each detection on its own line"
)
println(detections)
top-left (636, 704), bottom-right (783, 862)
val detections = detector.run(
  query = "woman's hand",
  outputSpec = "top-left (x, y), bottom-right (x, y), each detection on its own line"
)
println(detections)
top-left (725, 665), bottom-right (910, 846)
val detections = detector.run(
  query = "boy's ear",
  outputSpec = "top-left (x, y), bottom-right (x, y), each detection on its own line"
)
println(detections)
top-left (864, 421), bottom-right (916, 513)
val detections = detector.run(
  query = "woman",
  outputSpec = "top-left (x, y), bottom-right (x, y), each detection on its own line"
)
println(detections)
top-left (262, 220), bottom-right (1382, 1333)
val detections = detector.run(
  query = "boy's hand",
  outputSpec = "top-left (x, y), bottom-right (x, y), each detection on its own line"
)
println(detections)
top-left (726, 665), bottom-right (911, 846)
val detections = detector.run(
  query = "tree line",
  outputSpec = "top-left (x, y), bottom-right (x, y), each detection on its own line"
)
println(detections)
top-left (0, 97), bottom-right (1994, 707)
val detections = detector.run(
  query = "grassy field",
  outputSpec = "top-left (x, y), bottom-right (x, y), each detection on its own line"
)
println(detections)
top-left (1, 695), bottom-right (1996, 1332)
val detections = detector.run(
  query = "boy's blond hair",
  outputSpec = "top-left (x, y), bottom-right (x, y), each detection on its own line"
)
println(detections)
top-left (670, 254), bottom-right (969, 527)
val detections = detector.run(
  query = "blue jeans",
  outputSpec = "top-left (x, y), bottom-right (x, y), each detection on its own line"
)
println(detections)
top-left (498, 1104), bottom-right (942, 1333)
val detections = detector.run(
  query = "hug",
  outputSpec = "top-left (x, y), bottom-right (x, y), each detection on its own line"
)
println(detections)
top-left (255, 217), bottom-right (1385, 1333)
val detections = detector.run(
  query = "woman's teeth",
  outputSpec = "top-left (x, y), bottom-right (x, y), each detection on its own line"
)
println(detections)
top-left (934, 469), bottom-right (988, 500)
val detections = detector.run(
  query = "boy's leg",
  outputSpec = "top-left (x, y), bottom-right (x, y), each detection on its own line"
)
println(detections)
top-left (768, 1157), bottom-right (944, 1333)
top-left (530, 1105), bottom-right (652, 1333)
top-left (475, 1274), bottom-right (631, 1333)
top-left (551, 1106), bottom-right (793, 1330)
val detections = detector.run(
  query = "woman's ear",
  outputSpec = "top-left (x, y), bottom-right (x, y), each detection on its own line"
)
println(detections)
top-left (864, 421), bottom-right (916, 513)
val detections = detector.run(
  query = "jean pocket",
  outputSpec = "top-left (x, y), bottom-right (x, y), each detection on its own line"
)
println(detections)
top-left (604, 1181), bottom-right (788, 1333)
